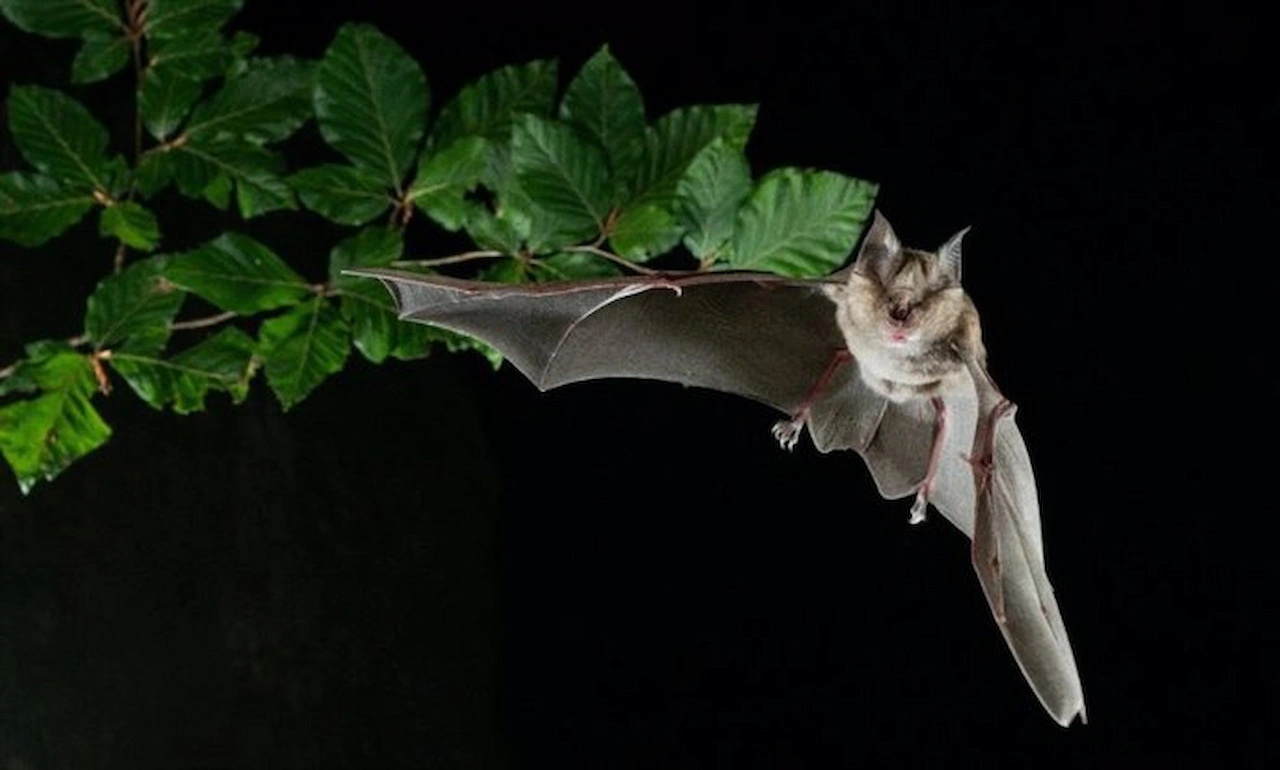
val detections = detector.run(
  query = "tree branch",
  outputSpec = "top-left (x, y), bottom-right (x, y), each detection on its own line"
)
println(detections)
top-left (391, 250), bottom-right (505, 268)
top-left (562, 245), bottom-right (660, 275)
top-left (170, 311), bottom-right (237, 331)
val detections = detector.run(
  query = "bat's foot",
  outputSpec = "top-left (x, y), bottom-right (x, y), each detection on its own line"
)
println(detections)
top-left (771, 416), bottom-right (805, 451)
top-left (909, 488), bottom-right (929, 524)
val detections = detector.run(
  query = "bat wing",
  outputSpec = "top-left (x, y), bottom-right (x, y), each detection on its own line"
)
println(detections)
top-left (353, 267), bottom-right (850, 413)
top-left (354, 268), bottom-right (1084, 725)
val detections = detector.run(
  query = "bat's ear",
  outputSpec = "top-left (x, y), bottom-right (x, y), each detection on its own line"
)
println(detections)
top-left (937, 225), bottom-right (971, 283)
top-left (854, 210), bottom-right (902, 280)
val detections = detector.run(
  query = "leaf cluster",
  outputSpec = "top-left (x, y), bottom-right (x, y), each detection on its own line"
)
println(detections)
top-left (1, 4), bottom-right (877, 492)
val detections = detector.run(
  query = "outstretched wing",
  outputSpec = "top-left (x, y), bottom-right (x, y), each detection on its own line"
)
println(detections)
top-left (354, 267), bottom-right (1084, 725)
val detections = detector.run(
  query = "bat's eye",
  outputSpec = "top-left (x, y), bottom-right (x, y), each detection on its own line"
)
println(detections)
top-left (889, 304), bottom-right (912, 322)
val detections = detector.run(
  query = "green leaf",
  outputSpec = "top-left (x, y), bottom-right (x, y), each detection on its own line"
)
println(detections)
top-left (409, 136), bottom-right (488, 231)
top-left (0, 172), bottom-right (95, 246)
top-left (0, 348), bottom-right (110, 493)
top-left (510, 115), bottom-right (611, 246)
top-left (314, 23), bottom-right (428, 186)
top-left (464, 205), bottom-right (527, 255)
top-left (184, 57), bottom-right (313, 144)
top-left (0, 0), bottom-right (121, 38)
top-left (71, 32), bottom-right (130, 84)
top-left (727, 169), bottom-right (878, 277)
top-left (134, 153), bottom-right (174, 198)
top-left (108, 326), bottom-right (256, 413)
top-left (559, 45), bottom-right (645, 184)
top-left (165, 233), bottom-right (309, 314)
top-left (431, 59), bottom-right (558, 148)
top-left (258, 299), bottom-right (349, 410)
top-left (289, 164), bottom-right (391, 226)
top-left (145, 0), bottom-right (243, 40)
top-left (84, 255), bottom-right (183, 352)
top-left (147, 31), bottom-right (231, 82)
top-left (534, 251), bottom-right (622, 280)
top-left (6, 86), bottom-right (113, 191)
top-left (608, 203), bottom-right (682, 260)
top-left (627, 104), bottom-right (758, 208)
top-left (326, 230), bottom-right (443, 363)
top-left (327, 226), bottom-right (402, 283)
top-left (139, 67), bottom-right (203, 140)
top-left (98, 202), bottom-right (161, 252)
top-left (675, 138), bottom-right (751, 261)
top-left (228, 30), bottom-right (259, 61)
top-left (171, 138), bottom-right (294, 217)
top-left (0, 341), bottom-right (80, 396)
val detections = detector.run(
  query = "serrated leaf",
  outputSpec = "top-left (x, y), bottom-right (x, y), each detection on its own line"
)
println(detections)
top-left (510, 115), bottom-right (611, 246)
top-left (314, 23), bottom-right (428, 186)
top-left (71, 32), bottom-right (130, 84)
top-left (184, 57), bottom-right (313, 144)
top-left (326, 229), bottom-right (436, 361)
top-left (108, 326), bottom-right (256, 413)
top-left (409, 136), bottom-right (488, 231)
top-left (0, 0), bottom-right (121, 38)
top-left (165, 233), bottom-right (309, 314)
top-left (676, 138), bottom-right (751, 261)
top-left (431, 59), bottom-right (558, 148)
top-left (145, 0), bottom-right (243, 40)
top-left (608, 203), bottom-right (682, 260)
top-left (288, 164), bottom-right (391, 226)
top-left (6, 86), bottom-right (113, 191)
top-left (627, 104), bottom-right (758, 209)
top-left (0, 172), bottom-right (95, 246)
top-left (560, 45), bottom-right (645, 185)
top-left (327, 226), bottom-right (403, 285)
top-left (147, 31), bottom-right (231, 82)
top-left (330, 232), bottom-right (443, 361)
top-left (84, 255), bottom-right (183, 352)
top-left (258, 299), bottom-right (349, 410)
top-left (0, 341), bottom-right (81, 396)
top-left (139, 68), bottom-right (203, 140)
top-left (464, 205), bottom-right (526, 255)
top-left (728, 169), bottom-right (878, 277)
top-left (98, 202), bottom-right (161, 252)
top-left (0, 349), bottom-right (110, 493)
top-left (171, 138), bottom-right (294, 217)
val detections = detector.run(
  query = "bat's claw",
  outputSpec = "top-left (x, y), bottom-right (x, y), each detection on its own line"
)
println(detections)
top-left (771, 417), bottom-right (805, 451)
top-left (908, 490), bottom-right (929, 524)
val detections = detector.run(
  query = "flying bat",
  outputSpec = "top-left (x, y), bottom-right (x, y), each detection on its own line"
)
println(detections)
top-left (350, 212), bottom-right (1086, 726)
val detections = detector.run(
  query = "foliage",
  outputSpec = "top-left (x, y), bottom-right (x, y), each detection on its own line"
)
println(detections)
top-left (0, 5), bottom-right (877, 492)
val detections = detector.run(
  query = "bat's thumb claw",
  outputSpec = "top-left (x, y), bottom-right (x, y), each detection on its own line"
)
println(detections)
top-left (771, 418), bottom-right (804, 452)
top-left (908, 492), bottom-right (929, 525)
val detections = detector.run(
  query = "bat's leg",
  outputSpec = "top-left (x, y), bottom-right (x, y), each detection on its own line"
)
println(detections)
top-left (908, 397), bottom-right (947, 525)
top-left (967, 397), bottom-right (1015, 623)
top-left (772, 349), bottom-right (852, 450)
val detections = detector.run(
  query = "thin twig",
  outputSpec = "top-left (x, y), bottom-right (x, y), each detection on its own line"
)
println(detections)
top-left (113, 242), bottom-right (127, 274)
top-left (563, 245), bottom-right (661, 275)
top-left (170, 311), bottom-right (237, 331)
top-left (0, 362), bottom-right (17, 381)
top-left (391, 250), bottom-right (505, 268)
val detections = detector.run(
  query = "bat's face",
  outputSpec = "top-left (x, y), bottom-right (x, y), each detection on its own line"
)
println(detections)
top-left (836, 212), bottom-right (970, 347)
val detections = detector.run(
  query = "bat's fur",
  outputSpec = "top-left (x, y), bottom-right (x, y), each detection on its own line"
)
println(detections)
top-left (825, 213), bottom-right (985, 403)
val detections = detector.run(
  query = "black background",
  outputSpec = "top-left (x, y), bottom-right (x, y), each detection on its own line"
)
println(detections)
top-left (1, 2), bottom-right (1266, 767)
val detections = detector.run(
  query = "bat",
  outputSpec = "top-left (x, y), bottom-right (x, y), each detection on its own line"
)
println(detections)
top-left (349, 211), bottom-right (1086, 726)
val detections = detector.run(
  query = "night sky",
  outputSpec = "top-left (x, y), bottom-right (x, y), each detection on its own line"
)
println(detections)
top-left (0, 3), bottom-right (1263, 767)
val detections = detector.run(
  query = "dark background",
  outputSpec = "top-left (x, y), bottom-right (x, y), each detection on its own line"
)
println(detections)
top-left (1, 2), bottom-right (1265, 767)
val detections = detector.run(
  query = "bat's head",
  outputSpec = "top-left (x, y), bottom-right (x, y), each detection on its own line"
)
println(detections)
top-left (834, 211), bottom-right (972, 345)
